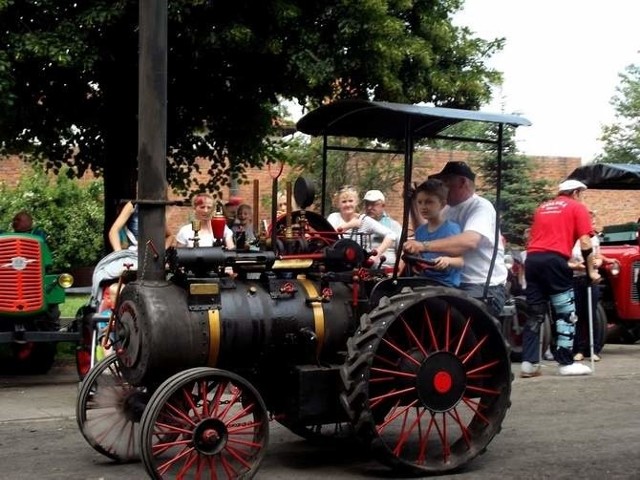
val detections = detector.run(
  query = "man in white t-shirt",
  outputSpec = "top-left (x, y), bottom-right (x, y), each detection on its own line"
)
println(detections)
top-left (363, 189), bottom-right (402, 268)
top-left (568, 209), bottom-right (613, 362)
top-left (405, 161), bottom-right (507, 317)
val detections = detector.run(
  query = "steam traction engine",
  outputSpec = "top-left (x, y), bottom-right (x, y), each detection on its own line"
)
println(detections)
top-left (76, 100), bottom-right (529, 478)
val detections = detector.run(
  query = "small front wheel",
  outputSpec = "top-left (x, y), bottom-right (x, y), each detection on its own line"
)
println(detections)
top-left (140, 367), bottom-right (269, 479)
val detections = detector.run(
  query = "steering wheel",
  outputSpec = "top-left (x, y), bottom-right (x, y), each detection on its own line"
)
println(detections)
top-left (401, 254), bottom-right (437, 276)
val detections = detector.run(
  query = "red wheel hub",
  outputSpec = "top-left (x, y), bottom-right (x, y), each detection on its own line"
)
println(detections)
top-left (433, 370), bottom-right (453, 394)
top-left (416, 351), bottom-right (467, 412)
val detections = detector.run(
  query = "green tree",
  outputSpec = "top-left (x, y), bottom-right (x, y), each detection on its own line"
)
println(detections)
top-left (473, 125), bottom-right (551, 245)
top-left (596, 62), bottom-right (640, 163)
top-left (430, 116), bottom-right (551, 244)
top-left (0, 0), bottom-right (505, 235)
top-left (0, 168), bottom-right (104, 270)
top-left (278, 136), bottom-right (404, 214)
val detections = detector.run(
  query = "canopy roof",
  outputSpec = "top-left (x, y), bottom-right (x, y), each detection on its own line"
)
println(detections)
top-left (567, 163), bottom-right (640, 190)
top-left (296, 99), bottom-right (531, 140)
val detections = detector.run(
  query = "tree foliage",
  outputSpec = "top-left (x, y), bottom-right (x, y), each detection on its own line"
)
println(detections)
top-left (281, 118), bottom-right (549, 239)
top-left (430, 119), bottom-right (551, 244)
top-left (0, 168), bottom-right (104, 270)
top-left (278, 136), bottom-right (404, 214)
top-left (473, 125), bottom-right (551, 246)
top-left (596, 62), bottom-right (640, 164)
top-left (0, 0), bottom-right (505, 232)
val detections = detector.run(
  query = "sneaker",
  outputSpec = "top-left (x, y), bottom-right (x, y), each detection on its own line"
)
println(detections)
top-left (558, 363), bottom-right (592, 376)
top-left (520, 361), bottom-right (542, 378)
top-left (592, 354), bottom-right (601, 362)
top-left (543, 350), bottom-right (555, 361)
top-left (573, 353), bottom-right (585, 361)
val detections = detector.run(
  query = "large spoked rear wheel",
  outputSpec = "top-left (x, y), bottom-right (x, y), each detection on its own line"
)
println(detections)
top-left (140, 367), bottom-right (269, 479)
top-left (76, 354), bottom-right (149, 461)
top-left (341, 287), bottom-right (512, 475)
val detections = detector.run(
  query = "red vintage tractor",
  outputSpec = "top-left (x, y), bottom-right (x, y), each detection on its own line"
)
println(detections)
top-left (0, 231), bottom-right (77, 374)
top-left (75, 100), bottom-right (530, 478)
top-left (566, 163), bottom-right (640, 344)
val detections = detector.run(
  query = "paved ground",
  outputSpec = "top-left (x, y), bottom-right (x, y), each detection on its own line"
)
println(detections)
top-left (1, 345), bottom-right (640, 479)
top-left (0, 365), bottom-right (79, 423)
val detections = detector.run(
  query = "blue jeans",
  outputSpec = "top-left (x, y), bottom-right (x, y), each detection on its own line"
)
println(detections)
top-left (459, 283), bottom-right (507, 319)
top-left (522, 305), bottom-right (545, 364)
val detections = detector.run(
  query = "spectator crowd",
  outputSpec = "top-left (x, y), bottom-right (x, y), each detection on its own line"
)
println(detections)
top-left (7, 160), bottom-right (601, 379)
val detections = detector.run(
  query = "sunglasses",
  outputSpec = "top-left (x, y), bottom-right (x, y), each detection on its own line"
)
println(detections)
top-left (338, 184), bottom-right (356, 193)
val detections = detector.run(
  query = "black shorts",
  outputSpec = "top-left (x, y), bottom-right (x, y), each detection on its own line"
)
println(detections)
top-left (524, 252), bottom-right (573, 306)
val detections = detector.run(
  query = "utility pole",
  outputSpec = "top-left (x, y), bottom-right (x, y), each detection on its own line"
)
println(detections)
top-left (137, 0), bottom-right (168, 281)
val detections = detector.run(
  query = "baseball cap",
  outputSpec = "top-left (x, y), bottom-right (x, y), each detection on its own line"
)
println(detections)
top-left (558, 179), bottom-right (587, 192)
top-left (363, 190), bottom-right (385, 202)
top-left (430, 161), bottom-right (476, 181)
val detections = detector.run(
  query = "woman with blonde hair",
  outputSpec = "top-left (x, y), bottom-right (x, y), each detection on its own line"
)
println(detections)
top-left (326, 185), bottom-right (396, 266)
top-left (175, 193), bottom-right (234, 248)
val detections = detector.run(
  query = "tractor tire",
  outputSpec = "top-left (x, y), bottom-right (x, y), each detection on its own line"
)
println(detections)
top-left (594, 302), bottom-right (608, 350)
top-left (606, 322), bottom-right (640, 345)
top-left (340, 286), bottom-right (511, 476)
top-left (9, 306), bottom-right (61, 375)
top-left (11, 342), bottom-right (57, 375)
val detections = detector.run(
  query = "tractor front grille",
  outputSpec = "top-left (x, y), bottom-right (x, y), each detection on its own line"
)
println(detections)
top-left (0, 237), bottom-right (44, 312)
top-left (632, 261), bottom-right (640, 304)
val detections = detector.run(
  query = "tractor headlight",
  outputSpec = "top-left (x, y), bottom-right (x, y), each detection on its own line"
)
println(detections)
top-left (58, 273), bottom-right (74, 289)
top-left (607, 261), bottom-right (620, 277)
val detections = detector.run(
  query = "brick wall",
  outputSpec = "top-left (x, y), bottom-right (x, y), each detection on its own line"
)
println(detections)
top-left (515, 155), bottom-right (640, 232)
top-left (0, 156), bottom-right (33, 187)
top-left (224, 152), bottom-right (639, 234)
top-left (3, 153), bottom-right (638, 235)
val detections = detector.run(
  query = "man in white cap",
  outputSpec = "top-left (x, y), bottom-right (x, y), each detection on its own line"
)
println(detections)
top-left (521, 179), bottom-right (601, 377)
top-left (363, 189), bottom-right (401, 268)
